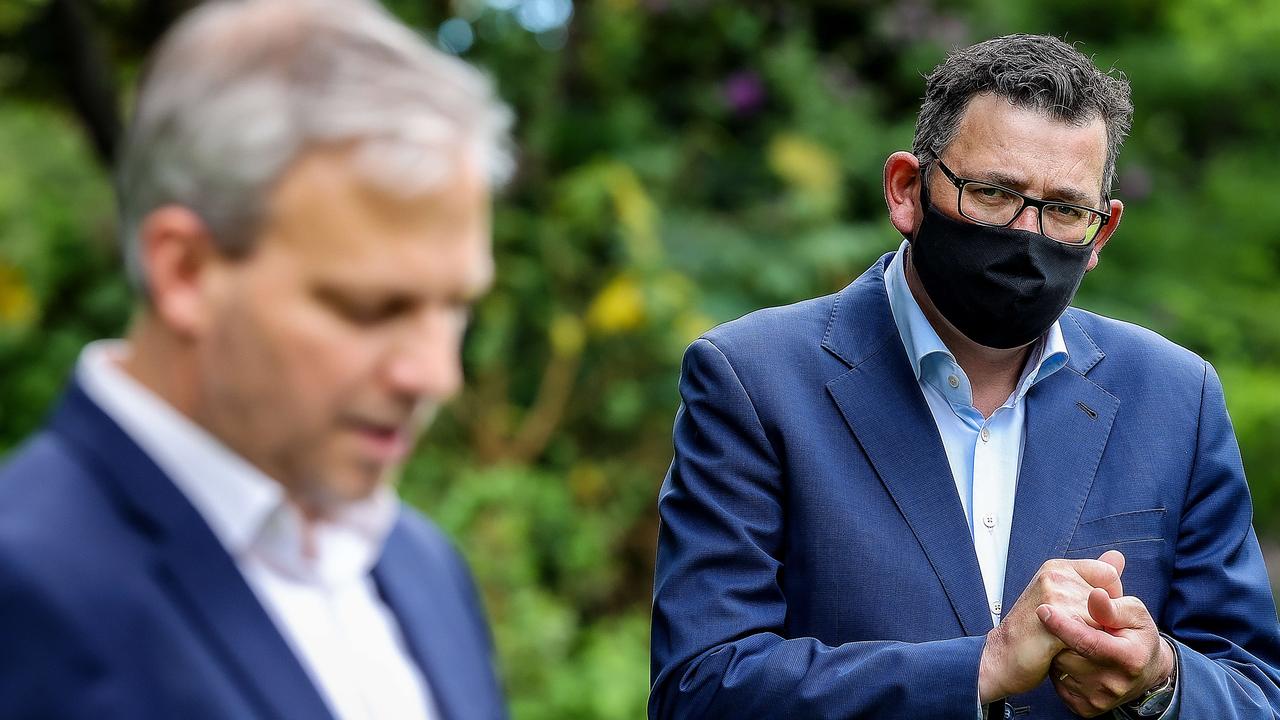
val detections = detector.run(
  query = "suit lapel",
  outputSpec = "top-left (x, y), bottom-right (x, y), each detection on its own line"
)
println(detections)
top-left (372, 525), bottom-right (481, 720)
top-left (1000, 311), bottom-right (1118, 608)
top-left (824, 255), bottom-right (993, 636)
top-left (48, 382), bottom-right (336, 720)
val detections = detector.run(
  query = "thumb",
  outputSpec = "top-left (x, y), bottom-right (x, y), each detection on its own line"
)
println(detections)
top-left (1098, 550), bottom-right (1126, 580)
top-left (1070, 558), bottom-right (1124, 599)
top-left (1087, 586), bottom-right (1125, 630)
top-left (1038, 602), bottom-right (1122, 660)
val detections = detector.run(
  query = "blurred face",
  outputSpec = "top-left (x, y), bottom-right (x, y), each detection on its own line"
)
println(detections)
top-left (194, 147), bottom-right (492, 516)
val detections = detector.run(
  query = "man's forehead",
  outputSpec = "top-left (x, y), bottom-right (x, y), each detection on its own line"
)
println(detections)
top-left (944, 93), bottom-right (1108, 197)
top-left (255, 145), bottom-right (493, 289)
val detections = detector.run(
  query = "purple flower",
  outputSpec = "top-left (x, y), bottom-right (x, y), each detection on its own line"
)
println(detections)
top-left (723, 71), bottom-right (765, 115)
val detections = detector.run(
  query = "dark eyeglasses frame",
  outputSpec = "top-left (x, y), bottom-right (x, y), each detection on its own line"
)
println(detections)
top-left (930, 157), bottom-right (1112, 246)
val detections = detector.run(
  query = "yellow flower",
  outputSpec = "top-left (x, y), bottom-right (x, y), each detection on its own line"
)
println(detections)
top-left (604, 164), bottom-right (661, 266)
top-left (767, 133), bottom-right (842, 207)
top-left (0, 262), bottom-right (35, 327)
top-left (587, 274), bottom-right (646, 335)
top-left (549, 313), bottom-right (586, 357)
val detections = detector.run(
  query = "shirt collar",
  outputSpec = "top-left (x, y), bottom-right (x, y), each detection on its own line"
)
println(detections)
top-left (76, 340), bottom-right (398, 586)
top-left (884, 239), bottom-right (1069, 401)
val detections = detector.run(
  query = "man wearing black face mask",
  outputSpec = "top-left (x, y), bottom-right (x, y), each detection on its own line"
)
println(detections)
top-left (651, 35), bottom-right (1280, 720)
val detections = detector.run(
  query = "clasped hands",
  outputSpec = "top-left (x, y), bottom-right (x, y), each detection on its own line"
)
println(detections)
top-left (978, 551), bottom-right (1176, 717)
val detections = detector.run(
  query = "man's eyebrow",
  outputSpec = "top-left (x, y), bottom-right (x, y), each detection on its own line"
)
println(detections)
top-left (972, 170), bottom-right (1098, 206)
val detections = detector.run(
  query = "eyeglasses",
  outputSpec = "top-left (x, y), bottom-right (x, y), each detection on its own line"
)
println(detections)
top-left (930, 158), bottom-right (1111, 246)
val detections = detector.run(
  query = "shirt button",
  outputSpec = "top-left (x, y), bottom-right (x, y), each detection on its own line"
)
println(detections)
top-left (982, 514), bottom-right (996, 528)
top-left (948, 374), bottom-right (960, 388)
top-left (991, 601), bottom-right (1002, 615)
top-left (980, 427), bottom-right (991, 442)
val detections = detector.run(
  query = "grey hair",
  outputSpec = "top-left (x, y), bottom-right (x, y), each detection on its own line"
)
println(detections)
top-left (116, 0), bottom-right (514, 295)
top-left (912, 34), bottom-right (1132, 199)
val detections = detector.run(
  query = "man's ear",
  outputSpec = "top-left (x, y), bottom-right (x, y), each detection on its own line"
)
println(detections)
top-left (137, 206), bottom-right (221, 337)
top-left (884, 151), bottom-right (924, 237)
top-left (1086, 198), bottom-right (1124, 272)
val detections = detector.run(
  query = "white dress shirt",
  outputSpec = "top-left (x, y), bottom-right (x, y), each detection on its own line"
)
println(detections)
top-left (77, 340), bottom-right (438, 720)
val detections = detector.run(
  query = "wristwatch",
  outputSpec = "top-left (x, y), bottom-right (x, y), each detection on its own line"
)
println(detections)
top-left (1123, 641), bottom-right (1178, 717)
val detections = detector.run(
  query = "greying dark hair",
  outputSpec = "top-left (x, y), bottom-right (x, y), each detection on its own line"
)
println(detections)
top-left (116, 0), bottom-right (513, 297)
top-left (912, 34), bottom-right (1132, 199)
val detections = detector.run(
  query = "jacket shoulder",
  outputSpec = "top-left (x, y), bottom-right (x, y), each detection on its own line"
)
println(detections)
top-left (392, 505), bottom-right (463, 565)
top-left (0, 431), bottom-right (118, 547)
top-left (0, 432), bottom-right (146, 677)
top-left (699, 292), bottom-right (840, 362)
top-left (387, 505), bottom-right (484, 607)
top-left (1065, 308), bottom-right (1208, 379)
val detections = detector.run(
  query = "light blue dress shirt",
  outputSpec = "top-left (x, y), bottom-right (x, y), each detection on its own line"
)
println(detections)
top-left (884, 241), bottom-right (1177, 719)
top-left (884, 240), bottom-right (1069, 629)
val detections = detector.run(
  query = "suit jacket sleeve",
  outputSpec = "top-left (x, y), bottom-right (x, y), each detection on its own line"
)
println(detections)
top-left (649, 338), bottom-right (988, 720)
top-left (1160, 362), bottom-right (1280, 717)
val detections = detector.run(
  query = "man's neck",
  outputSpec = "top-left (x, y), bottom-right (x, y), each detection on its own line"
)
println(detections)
top-left (116, 316), bottom-right (333, 526)
top-left (118, 314), bottom-right (202, 419)
top-left (903, 248), bottom-right (1033, 418)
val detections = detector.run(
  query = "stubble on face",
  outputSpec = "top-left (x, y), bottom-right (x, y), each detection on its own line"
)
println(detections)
top-left (192, 145), bottom-right (493, 518)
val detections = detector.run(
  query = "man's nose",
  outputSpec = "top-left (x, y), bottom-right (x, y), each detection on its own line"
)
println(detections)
top-left (1010, 204), bottom-right (1041, 233)
top-left (384, 310), bottom-right (464, 401)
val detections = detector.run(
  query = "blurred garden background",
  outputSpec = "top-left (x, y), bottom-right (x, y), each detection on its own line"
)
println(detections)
top-left (2, 0), bottom-right (1279, 717)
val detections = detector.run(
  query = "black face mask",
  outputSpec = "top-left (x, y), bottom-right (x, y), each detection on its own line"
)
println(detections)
top-left (908, 186), bottom-right (1094, 350)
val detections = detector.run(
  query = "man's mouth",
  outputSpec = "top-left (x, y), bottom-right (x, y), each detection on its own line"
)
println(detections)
top-left (346, 419), bottom-right (413, 463)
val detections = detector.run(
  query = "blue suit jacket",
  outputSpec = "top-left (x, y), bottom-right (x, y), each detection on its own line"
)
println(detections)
top-left (0, 379), bottom-right (507, 720)
top-left (651, 253), bottom-right (1280, 719)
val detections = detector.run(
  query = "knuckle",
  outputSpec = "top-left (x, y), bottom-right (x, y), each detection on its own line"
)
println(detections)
top-left (1087, 692), bottom-right (1112, 714)
top-left (1078, 634), bottom-right (1102, 659)
top-left (1102, 678), bottom-right (1130, 699)
top-left (1066, 693), bottom-right (1098, 718)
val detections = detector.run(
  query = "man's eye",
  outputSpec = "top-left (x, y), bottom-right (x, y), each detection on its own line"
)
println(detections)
top-left (335, 299), bottom-right (408, 325)
top-left (1048, 204), bottom-right (1085, 220)
top-left (971, 186), bottom-right (1012, 202)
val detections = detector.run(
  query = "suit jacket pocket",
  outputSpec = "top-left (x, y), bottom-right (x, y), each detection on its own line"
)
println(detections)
top-left (1064, 508), bottom-right (1167, 557)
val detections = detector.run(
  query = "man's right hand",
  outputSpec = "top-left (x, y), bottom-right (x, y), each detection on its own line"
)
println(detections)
top-left (978, 552), bottom-right (1126, 703)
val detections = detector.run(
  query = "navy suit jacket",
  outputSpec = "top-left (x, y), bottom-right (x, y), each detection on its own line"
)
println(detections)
top-left (0, 379), bottom-right (506, 720)
top-left (651, 253), bottom-right (1280, 719)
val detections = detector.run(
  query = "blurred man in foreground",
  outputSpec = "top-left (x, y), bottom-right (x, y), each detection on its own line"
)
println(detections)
top-left (651, 34), bottom-right (1280, 719)
top-left (0, 1), bottom-right (511, 718)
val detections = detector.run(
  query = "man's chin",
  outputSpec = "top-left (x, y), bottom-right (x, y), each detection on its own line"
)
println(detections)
top-left (292, 470), bottom-right (387, 519)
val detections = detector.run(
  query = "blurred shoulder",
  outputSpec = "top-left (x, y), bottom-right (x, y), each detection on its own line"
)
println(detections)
top-left (387, 503), bottom-right (470, 576)
top-left (0, 431), bottom-right (114, 547)
top-left (0, 431), bottom-right (148, 634)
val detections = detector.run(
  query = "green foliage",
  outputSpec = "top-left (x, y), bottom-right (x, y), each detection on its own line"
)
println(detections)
top-left (0, 102), bottom-right (127, 444)
top-left (1, 1), bottom-right (1279, 717)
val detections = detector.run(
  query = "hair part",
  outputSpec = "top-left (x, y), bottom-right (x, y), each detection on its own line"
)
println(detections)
top-left (912, 34), bottom-right (1132, 200)
top-left (115, 0), bottom-right (514, 296)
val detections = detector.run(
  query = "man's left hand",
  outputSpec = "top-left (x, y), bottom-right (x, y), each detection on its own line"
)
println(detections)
top-left (1037, 585), bottom-right (1176, 717)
